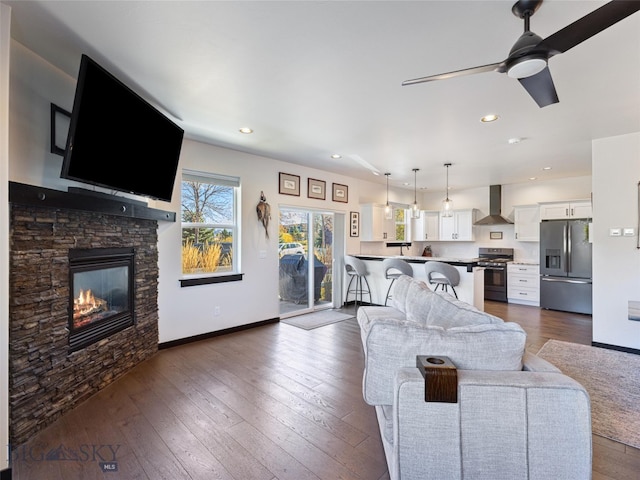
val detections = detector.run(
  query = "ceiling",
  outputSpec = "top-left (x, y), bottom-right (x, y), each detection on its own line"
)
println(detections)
top-left (6, 0), bottom-right (640, 193)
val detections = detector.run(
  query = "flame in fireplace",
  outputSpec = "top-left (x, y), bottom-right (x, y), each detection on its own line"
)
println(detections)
top-left (73, 289), bottom-right (107, 320)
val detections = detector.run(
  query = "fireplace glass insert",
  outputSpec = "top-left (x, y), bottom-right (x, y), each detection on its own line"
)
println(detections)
top-left (68, 247), bottom-right (135, 351)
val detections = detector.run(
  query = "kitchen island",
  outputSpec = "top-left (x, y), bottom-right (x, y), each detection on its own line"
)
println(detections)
top-left (350, 255), bottom-right (485, 310)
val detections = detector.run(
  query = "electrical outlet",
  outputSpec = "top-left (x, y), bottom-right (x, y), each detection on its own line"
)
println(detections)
top-left (214, 306), bottom-right (221, 316)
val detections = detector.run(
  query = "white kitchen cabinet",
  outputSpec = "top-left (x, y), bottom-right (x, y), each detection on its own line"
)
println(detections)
top-left (411, 210), bottom-right (440, 241)
top-left (439, 209), bottom-right (477, 241)
top-left (507, 263), bottom-right (540, 306)
top-left (360, 203), bottom-right (396, 241)
top-left (539, 201), bottom-right (592, 220)
top-left (514, 205), bottom-right (540, 241)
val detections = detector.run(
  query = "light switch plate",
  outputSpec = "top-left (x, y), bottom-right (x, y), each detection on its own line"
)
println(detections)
top-left (609, 228), bottom-right (622, 237)
top-left (623, 228), bottom-right (635, 236)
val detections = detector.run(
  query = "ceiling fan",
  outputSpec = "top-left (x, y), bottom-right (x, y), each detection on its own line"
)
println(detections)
top-left (402, 0), bottom-right (640, 108)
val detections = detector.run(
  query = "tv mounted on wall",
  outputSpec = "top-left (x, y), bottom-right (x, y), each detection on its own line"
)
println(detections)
top-left (61, 54), bottom-right (184, 202)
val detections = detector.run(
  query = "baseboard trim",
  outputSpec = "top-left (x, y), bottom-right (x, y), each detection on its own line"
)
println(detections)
top-left (591, 342), bottom-right (640, 356)
top-left (158, 318), bottom-right (279, 350)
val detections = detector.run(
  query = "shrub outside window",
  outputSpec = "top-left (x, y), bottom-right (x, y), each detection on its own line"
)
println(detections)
top-left (395, 208), bottom-right (406, 241)
top-left (181, 170), bottom-right (239, 276)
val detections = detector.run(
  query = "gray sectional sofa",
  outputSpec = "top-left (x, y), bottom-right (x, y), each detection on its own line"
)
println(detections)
top-left (357, 275), bottom-right (592, 480)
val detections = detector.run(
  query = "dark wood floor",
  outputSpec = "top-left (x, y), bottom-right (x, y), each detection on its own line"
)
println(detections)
top-left (11, 301), bottom-right (640, 479)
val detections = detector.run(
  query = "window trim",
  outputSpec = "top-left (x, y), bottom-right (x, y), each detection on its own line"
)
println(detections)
top-left (179, 273), bottom-right (244, 288)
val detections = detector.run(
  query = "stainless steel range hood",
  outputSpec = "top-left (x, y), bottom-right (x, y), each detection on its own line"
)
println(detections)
top-left (474, 185), bottom-right (513, 225)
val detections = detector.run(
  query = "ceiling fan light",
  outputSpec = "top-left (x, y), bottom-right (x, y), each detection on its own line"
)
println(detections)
top-left (507, 56), bottom-right (547, 79)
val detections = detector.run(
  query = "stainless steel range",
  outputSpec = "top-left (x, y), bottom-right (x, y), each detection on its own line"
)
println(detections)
top-left (478, 247), bottom-right (514, 302)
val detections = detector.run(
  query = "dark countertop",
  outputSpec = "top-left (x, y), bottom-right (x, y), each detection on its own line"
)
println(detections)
top-left (352, 254), bottom-right (480, 272)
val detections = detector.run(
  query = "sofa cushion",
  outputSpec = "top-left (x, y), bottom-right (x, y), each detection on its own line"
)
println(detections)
top-left (403, 279), bottom-right (436, 324)
top-left (362, 320), bottom-right (526, 406)
top-left (390, 275), bottom-right (423, 313)
top-left (424, 291), bottom-right (504, 328)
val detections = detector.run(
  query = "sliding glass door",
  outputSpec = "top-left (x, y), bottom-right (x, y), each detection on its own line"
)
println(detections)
top-left (279, 208), bottom-right (334, 317)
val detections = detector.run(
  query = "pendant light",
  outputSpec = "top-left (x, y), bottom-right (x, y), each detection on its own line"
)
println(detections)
top-left (384, 173), bottom-right (393, 220)
top-left (441, 163), bottom-right (454, 217)
top-left (411, 168), bottom-right (420, 219)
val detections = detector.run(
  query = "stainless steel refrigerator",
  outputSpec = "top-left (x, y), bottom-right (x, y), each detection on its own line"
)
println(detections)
top-left (539, 219), bottom-right (592, 315)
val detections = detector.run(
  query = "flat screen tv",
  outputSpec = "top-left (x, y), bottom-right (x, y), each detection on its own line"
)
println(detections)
top-left (61, 54), bottom-right (184, 202)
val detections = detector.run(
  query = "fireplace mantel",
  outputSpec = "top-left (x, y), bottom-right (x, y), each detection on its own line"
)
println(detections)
top-left (9, 181), bottom-right (176, 222)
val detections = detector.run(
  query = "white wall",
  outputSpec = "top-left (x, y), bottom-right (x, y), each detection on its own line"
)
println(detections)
top-left (1, 2), bottom-right (11, 471)
top-left (592, 132), bottom-right (640, 350)
top-left (157, 140), bottom-right (362, 342)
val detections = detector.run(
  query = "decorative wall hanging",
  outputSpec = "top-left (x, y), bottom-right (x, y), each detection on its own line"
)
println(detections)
top-left (279, 172), bottom-right (300, 196)
top-left (307, 178), bottom-right (326, 200)
top-left (256, 191), bottom-right (271, 238)
top-left (332, 183), bottom-right (348, 203)
top-left (490, 231), bottom-right (503, 240)
top-left (50, 103), bottom-right (71, 156)
top-left (350, 211), bottom-right (360, 237)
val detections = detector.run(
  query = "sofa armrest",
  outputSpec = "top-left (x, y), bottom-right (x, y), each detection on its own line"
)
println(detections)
top-left (390, 368), bottom-right (591, 480)
top-left (522, 351), bottom-right (562, 373)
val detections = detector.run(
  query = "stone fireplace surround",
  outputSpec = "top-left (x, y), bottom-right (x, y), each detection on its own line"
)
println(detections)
top-left (8, 182), bottom-right (174, 446)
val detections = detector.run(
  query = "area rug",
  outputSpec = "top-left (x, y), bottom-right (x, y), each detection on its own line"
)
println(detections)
top-left (280, 310), bottom-right (354, 330)
top-left (537, 339), bottom-right (640, 449)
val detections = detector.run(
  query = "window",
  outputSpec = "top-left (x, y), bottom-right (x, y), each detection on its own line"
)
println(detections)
top-left (395, 208), bottom-right (406, 241)
top-left (181, 170), bottom-right (240, 279)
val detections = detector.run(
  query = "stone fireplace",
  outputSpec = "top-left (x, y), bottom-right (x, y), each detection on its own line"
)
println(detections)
top-left (8, 182), bottom-right (175, 446)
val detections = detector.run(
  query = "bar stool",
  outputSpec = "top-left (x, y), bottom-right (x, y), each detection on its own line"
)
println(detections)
top-left (344, 256), bottom-right (371, 309)
top-left (424, 261), bottom-right (460, 299)
top-left (382, 258), bottom-right (413, 306)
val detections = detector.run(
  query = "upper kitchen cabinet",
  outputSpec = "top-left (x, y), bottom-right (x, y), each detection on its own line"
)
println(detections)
top-left (540, 200), bottom-right (592, 220)
top-left (514, 205), bottom-right (540, 241)
top-left (360, 203), bottom-right (396, 241)
top-left (411, 210), bottom-right (440, 241)
top-left (439, 209), bottom-right (477, 241)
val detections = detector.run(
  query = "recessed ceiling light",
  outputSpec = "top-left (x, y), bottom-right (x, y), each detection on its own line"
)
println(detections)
top-left (508, 137), bottom-right (522, 144)
top-left (239, 127), bottom-right (253, 134)
top-left (372, 171), bottom-right (380, 176)
top-left (331, 154), bottom-right (342, 159)
top-left (542, 166), bottom-right (552, 171)
top-left (480, 114), bottom-right (499, 123)
top-left (529, 177), bottom-right (537, 181)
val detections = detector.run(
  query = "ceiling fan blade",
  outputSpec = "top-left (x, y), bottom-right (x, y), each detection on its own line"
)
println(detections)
top-left (537, 1), bottom-right (640, 56)
top-left (402, 62), bottom-right (503, 86)
top-left (518, 66), bottom-right (559, 108)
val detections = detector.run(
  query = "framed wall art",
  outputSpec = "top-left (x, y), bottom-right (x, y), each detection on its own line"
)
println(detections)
top-left (307, 178), bottom-right (326, 200)
top-left (332, 183), bottom-right (348, 203)
top-left (279, 172), bottom-right (300, 196)
top-left (350, 211), bottom-right (359, 237)
top-left (50, 103), bottom-right (71, 156)
top-left (490, 231), bottom-right (503, 240)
